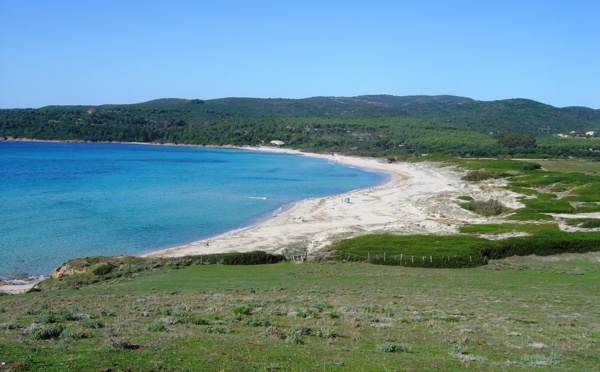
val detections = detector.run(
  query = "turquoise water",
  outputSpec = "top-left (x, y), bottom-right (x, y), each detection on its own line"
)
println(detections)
top-left (0, 142), bottom-right (383, 278)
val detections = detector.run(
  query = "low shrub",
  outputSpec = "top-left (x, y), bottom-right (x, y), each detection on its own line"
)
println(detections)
top-left (482, 230), bottom-right (600, 259)
top-left (36, 310), bottom-right (80, 324)
top-left (520, 194), bottom-right (574, 213)
top-left (332, 229), bottom-right (600, 268)
top-left (146, 321), bottom-right (166, 332)
top-left (222, 251), bottom-right (286, 265)
top-left (199, 325), bottom-right (228, 333)
top-left (245, 317), bottom-right (271, 327)
top-left (462, 169), bottom-right (502, 182)
top-left (376, 343), bottom-right (410, 353)
top-left (92, 264), bottom-right (114, 276)
top-left (81, 320), bottom-right (104, 329)
top-left (262, 326), bottom-right (286, 339)
top-left (29, 324), bottom-right (65, 340)
top-left (233, 306), bottom-right (252, 316)
top-left (192, 317), bottom-right (210, 325)
top-left (0, 322), bottom-right (19, 329)
top-left (290, 325), bottom-right (336, 338)
top-left (579, 219), bottom-right (600, 228)
top-left (60, 327), bottom-right (88, 340)
top-left (461, 198), bottom-right (510, 217)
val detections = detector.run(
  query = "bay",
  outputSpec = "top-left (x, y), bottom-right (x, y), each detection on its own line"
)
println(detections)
top-left (0, 142), bottom-right (382, 277)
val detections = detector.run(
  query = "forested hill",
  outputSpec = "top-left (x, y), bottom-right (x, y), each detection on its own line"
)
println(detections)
top-left (2, 95), bottom-right (600, 158)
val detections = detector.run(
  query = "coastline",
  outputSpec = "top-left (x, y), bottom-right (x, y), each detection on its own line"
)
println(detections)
top-left (144, 147), bottom-right (525, 258)
top-left (1, 142), bottom-right (525, 294)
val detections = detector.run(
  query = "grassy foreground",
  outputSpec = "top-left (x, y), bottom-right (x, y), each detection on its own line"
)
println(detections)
top-left (1, 256), bottom-right (599, 371)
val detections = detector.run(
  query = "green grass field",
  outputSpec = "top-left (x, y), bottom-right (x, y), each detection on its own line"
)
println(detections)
top-left (1, 256), bottom-right (599, 371)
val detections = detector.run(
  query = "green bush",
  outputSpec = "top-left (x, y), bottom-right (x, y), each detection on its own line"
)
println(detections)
top-left (482, 230), bottom-right (600, 259)
top-left (376, 343), bottom-right (410, 353)
top-left (332, 234), bottom-right (490, 268)
top-left (92, 264), bottom-right (114, 276)
top-left (290, 325), bottom-right (336, 338)
top-left (81, 320), bottom-right (104, 329)
top-left (245, 317), bottom-right (271, 327)
top-left (36, 310), bottom-right (80, 323)
top-left (580, 220), bottom-right (600, 228)
top-left (461, 198), bottom-right (510, 217)
top-left (60, 327), bottom-right (87, 340)
top-left (222, 251), bottom-right (286, 265)
top-left (332, 230), bottom-right (600, 268)
top-left (187, 251), bottom-right (286, 265)
top-left (233, 306), bottom-right (252, 316)
top-left (462, 169), bottom-right (502, 182)
top-left (0, 322), bottom-right (18, 329)
top-left (521, 194), bottom-right (574, 213)
top-left (192, 317), bottom-right (210, 325)
top-left (146, 321), bottom-right (166, 332)
top-left (199, 325), bottom-right (228, 333)
top-left (29, 324), bottom-right (65, 340)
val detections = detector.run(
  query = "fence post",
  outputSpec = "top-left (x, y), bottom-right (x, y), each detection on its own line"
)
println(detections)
top-left (384, 252), bottom-right (386, 262)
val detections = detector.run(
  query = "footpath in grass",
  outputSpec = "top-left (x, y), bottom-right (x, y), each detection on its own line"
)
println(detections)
top-left (1, 258), bottom-right (599, 371)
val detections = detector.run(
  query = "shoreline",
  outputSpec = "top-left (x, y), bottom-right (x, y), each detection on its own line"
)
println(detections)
top-left (144, 147), bottom-right (525, 259)
top-left (140, 146), bottom-right (392, 257)
top-left (1, 141), bottom-right (526, 293)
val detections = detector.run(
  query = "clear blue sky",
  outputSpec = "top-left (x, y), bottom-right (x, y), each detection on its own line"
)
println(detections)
top-left (1, 0), bottom-right (598, 109)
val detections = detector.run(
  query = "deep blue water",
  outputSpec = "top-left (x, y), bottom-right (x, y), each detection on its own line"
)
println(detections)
top-left (0, 142), bottom-right (383, 277)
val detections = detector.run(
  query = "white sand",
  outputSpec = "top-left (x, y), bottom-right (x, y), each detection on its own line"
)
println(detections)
top-left (145, 148), bottom-right (524, 258)
top-left (0, 283), bottom-right (36, 295)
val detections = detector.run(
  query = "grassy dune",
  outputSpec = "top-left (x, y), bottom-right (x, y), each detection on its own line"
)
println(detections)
top-left (1, 256), bottom-right (599, 371)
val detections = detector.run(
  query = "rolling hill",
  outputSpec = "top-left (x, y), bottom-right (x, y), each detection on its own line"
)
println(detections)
top-left (2, 95), bottom-right (599, 158)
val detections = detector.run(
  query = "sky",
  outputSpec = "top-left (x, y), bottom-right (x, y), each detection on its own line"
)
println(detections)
top-left (0, 0), bottom-right (599, 109)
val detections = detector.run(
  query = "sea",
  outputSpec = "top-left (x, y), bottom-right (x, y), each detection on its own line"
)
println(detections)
top-left (0, 141), bottom-right (383, 279)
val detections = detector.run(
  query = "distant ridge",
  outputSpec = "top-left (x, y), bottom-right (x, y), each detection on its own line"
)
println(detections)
top-left (26, 94), bottom-right (600, 134)
top-left (4, 94), bottom-right (600, 159)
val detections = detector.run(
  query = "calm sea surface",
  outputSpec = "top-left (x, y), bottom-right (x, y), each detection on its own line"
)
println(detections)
top-left (0, 142), bottom-right (383, 278)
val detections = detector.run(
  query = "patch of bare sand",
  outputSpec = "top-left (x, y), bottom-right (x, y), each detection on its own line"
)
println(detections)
top-left (0, 283), bottom-right (37, 295)
top-left (145, 148), bottom-right (524, 258)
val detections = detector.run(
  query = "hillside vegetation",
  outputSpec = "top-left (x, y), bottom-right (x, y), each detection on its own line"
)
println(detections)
top-left (2, 95), bottom-right (600, 158)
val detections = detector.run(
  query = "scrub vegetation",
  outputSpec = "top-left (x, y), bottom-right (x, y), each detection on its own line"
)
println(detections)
top-left (3, 95), bottom-right (600, 158)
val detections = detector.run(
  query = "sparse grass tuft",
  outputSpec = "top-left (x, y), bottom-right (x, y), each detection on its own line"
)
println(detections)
top-left (376, 343), bottom-right (410, 353)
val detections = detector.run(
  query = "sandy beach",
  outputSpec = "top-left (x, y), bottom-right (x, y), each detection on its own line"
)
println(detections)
top-left (1, 147), bottom-right (523, 295)
top-left (145, 148), bottom-right (524, 258)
